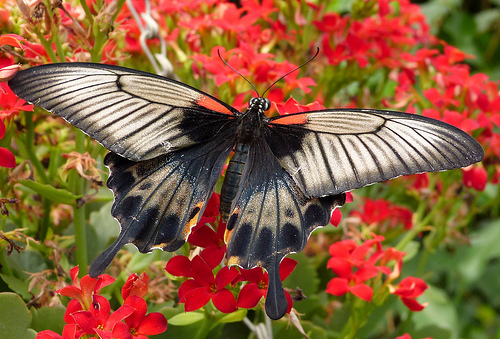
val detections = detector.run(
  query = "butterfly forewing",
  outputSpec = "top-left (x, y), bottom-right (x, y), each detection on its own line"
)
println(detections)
top-left (267, 109), bottom-right (484, 198)
top-left (8, 63), bottom-right (238, 161)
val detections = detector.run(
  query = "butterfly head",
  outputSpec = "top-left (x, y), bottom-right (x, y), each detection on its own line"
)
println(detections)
top-left (248, 97), bottom-right (271, 112)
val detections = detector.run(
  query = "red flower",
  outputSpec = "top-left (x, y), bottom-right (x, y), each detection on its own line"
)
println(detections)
top-left (351, 198), bottom-right (413, 230)
top-left (178, 256), bottom-right (240, 313)
top-left (326, 236), bottom-right (390, 302)
top-left (111, 295), bottom-right (168, 339)
top-left (390, 277), bottom-right (428, 311)
top-left (69, 295), bottom-right (134, 338)
top-left (236, 258), bottom-right (296, 313)
top-left (275, 96), bottom-right (325, 115)
top-left (57, 266), bottom-right (115, 310)
top-left (188, 218), bottom-right (227, 269)
top-left (122, 272), bottom-right (150, 300)
top-left (462, 165), bottom-right (488, 191)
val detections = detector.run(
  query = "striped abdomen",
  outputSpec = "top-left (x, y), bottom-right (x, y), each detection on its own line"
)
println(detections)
top-left (220, 142), bottom-right (250, 221)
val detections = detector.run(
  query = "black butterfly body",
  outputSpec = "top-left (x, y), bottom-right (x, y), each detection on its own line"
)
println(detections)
top-left (9, 63), bottom-right (484, 319)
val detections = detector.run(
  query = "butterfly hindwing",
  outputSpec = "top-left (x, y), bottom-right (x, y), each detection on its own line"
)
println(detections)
top-left (266, 109), bottom-right (484, 197)
top-left (89, 134), bottom-right (234, 277)
top-left (8, 63), bottom-right (238, 161)
top-left (224, 138), bottom-right (345, 319)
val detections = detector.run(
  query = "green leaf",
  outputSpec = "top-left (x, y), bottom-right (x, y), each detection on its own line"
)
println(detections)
top-left (218, 309), bottom-right (247, 323)
top-left (168, 312), bottom-right (205, 326)
top-left (30, 305), bottom-right (66, 334)
top-left (19, 180), bottom-right (82, 205)
top-left (0, 274), bottom-right (30, 299)
top-left (0, 293), bottom-right (36, 339)
top-left (456, 219), bottom-right (500, 285)
top-left (411, 285), bottom-right (458, 339)
top-left (401, 240), bottom-right (420, 262)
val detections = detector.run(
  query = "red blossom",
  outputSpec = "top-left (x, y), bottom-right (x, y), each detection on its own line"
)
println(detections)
top-left (351, 198), bottom-right (413, 230)
top-left (110, 295), bottom-right (168, 339)
top-left (390, 277), bottom-right (428, 311)
top-left (462, 165), bottom-right (488, 191)
top-left (275, 96), bottom-right (325, 115)
top-left (57, 266), bottom-right (115, 310)
top-left (178, 256), bottom-right (240, 313)
top-left (69, 295), bottom-right (134, 338)
top-left (326, 236), bottom-right (390, 302)
top-left (122, 272), bottom-right (150, 300)
top-left (236, 258), bottom-right (296, 313)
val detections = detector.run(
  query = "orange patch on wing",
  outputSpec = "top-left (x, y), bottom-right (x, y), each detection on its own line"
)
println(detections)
top-left (224, 228), bottom-right (233, 245)
top-left (272, 114), bottom-right (308, 125)
top-left (197, 96), bottom-right (234, 115)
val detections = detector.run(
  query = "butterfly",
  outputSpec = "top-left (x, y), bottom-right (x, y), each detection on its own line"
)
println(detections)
top-left (9, 62), bottom-right (484, 319)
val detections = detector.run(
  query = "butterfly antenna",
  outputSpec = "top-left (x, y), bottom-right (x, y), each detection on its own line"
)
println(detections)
top-left (218, 49), bottom-right (260, 97)
top-left (261, 47), bottom-right (320, 98)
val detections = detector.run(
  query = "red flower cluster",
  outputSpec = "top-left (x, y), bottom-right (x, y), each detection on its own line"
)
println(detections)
top-left (36, 267), bottom-right (167, 339)
top-left (0, 34), bottom-right (33, 168)
top-left (351, 198), bottom-right (413, 230)
top-left (326, 235), bottom-right (428, 311)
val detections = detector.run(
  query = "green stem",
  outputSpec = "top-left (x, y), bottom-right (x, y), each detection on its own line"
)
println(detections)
top-left (24, 111), bottom-right (49, 184)
top-left (193, 317), bottom-right (212, 339)
top-left (72, 130), bottom-right (88, 276)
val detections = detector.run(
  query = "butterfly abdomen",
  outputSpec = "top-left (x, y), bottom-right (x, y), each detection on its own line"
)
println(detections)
top-left (220, 142), bottom-right (250, 221)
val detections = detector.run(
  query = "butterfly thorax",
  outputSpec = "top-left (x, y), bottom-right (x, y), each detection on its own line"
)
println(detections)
top-left (234, 97), bottom-right (270, 142)
top-left (220, 97), bottom-right (270, 221)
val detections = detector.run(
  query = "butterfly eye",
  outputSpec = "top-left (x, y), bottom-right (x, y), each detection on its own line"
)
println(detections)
top-left (249, 97), bottom-right (258, 107)
top-left (264, 98), bottom-right (271, 111)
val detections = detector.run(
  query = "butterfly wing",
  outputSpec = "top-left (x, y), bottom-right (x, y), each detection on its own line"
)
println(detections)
top-left (8, 63), bottom-right (238, 161)
top-left (224, 138), bottom-right (345, 319)
top-left (266, 109), bottom-right (484, 197)
top-left (89, 132), bottom-right (234, 277)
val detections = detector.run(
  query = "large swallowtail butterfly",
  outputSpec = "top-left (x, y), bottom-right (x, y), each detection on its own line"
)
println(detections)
top-left (9, 62), bottom-right (484, 319)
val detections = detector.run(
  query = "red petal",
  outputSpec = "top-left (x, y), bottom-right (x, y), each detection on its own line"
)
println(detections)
top-left (239, 266), bottom-right (266, 283)
top-left (62, 324), bottom-right (78, 339)
top-left (121, 272), bottom-right (149, 300)
top-left (330, 209), bottom-right (342, 227)
top-left (0, 119), bottom-right (5, 139)
top-left (284, 291), bottom-right (293, 314)
top-left (178, 279), bottom-right (202, 301)
top-left (236, 283), bottom-right (264, 308)
top-left (401, 297), bottom-right (426, 311)
top-left (327, 257), bottom-right (352, 278)
top-left (279, 258), bottom-right (297, 281)
top-left (212, 288), bottom-right (237, 313)
top-left (123, 295), bottom-right (147, 329)
top-left (0, 147), bottom-right (16, 168)
top-left (63, 299), bottom-right (82, 324)
top-left (35, 330), bottom-right (63, 339)
top-left (183, 287), bottom-right (212, 312)
top-left (200, 246), bottom-right (224, 270)
top-left (191, 255), bottom-right (215, 286)
top-left (188, 224), bottom-right (218, 247)
top-left (325, 278), bottom-right (350, 296)
top-left (165, 255), bottom-right (192, 277)
top-left (136, 312), bottom-right (168, 335)
top-left (105, 305), bottom-right (134, 331)
top-left (215, 266), bottom-right (240, 290)
top-left (71, 311), bottom-right (97, 334)
top-left (111, 322), bottom-right (133, 339)
top-left (353, 266), bottom-right (379, 283)
top-left (350, 283), bottom-right (373, 302)
top-left (90, 295), bottom-right (111, 325)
